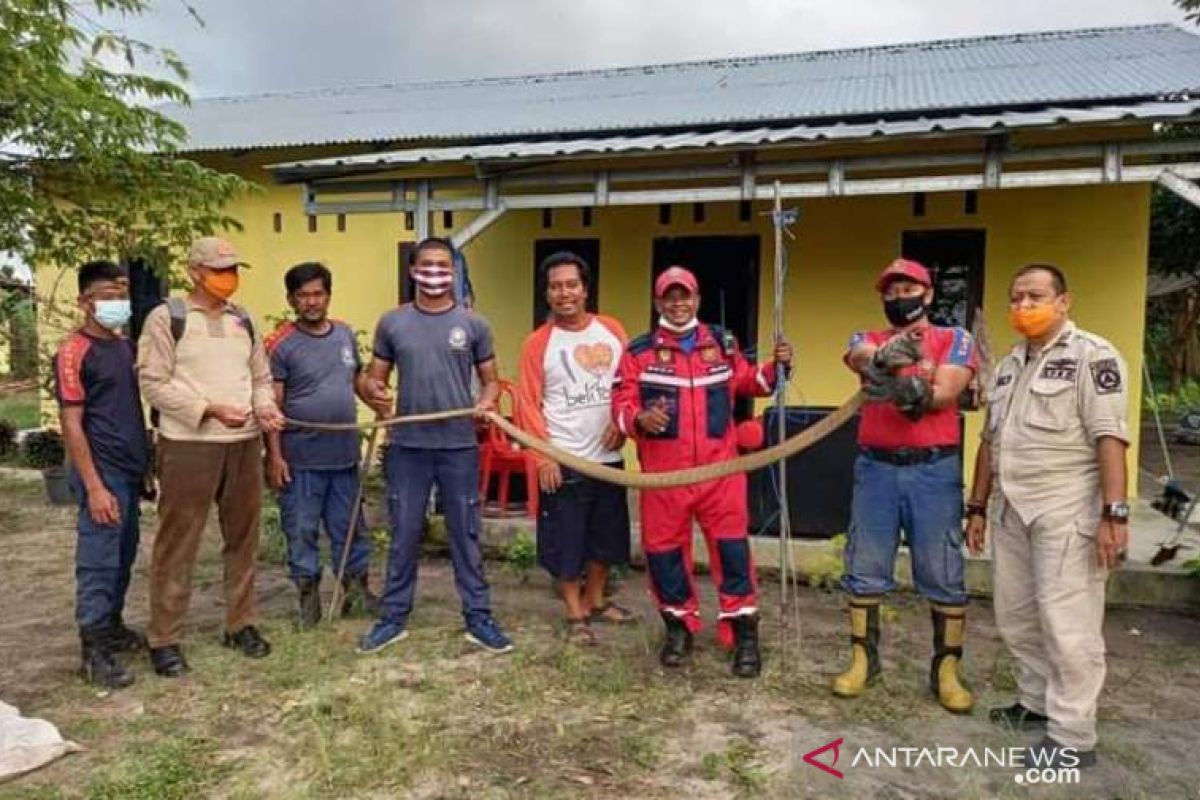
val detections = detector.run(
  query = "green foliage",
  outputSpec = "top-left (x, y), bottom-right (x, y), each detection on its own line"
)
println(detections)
top-left (0, 0), bottom-right (251, 273)
top-left (259, 498), bottom-right (288, 566)
top-left (19, 428), bottom-right (63, 468)
top-left (1143, 378), bottom-right (1200, 416)
top-left (1183, 555), bottom-right (1200, 579)
top-left (0, 385), bottom-right (39, 429)
top-left (500, 529), bottom-right (537, 574)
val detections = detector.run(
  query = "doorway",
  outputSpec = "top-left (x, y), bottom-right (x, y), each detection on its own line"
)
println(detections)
top-left (900, 229), bottom-right (986, 330)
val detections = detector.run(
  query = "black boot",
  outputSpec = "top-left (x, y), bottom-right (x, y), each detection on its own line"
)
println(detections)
top-left (659, 612), bottom-right (693, 668)
top-left (108, 614), bottom-right (148, 653)
top-left (80, 624), bottom-right (135, 690)
top-left (730, 614), bottom-right (762, 679)
top-left (296, 578), bottom-right (322, 629)
top-left (341, 573), bottom-right (380, 618)
top-left (150, 644), bottom-right (190, 678)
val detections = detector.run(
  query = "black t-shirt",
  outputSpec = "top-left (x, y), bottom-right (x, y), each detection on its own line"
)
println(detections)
top-left (53, 331), bottom-right (149, 481)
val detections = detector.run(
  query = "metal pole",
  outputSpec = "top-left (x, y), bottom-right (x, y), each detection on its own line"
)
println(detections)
top-left (772, 181), bottom-right (792, 621)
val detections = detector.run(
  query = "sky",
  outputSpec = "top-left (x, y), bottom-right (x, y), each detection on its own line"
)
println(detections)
top-left (107, 0), bottom-right (1194, 99)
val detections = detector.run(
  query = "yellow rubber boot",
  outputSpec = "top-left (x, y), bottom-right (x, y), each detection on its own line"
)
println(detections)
top-left (831, 597), bottom-right (881, 698)
top-left (930, 604), bottom-right (974, 714)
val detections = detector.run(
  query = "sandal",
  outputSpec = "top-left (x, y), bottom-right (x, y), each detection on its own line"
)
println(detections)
top-left (565, 618), bottom-right (597, 646)
top-left (588, 602), bottom-right (637, 625)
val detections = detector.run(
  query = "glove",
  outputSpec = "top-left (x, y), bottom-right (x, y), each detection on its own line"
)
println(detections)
top-left (861, 362), bottom-right (897, 400)
top-left (891, 375), bottom-right (933, 421)
top-left (872, 334), bottom-right (923, 371)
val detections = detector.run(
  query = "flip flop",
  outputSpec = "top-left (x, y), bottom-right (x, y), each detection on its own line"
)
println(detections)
top-left (565, 618), bottom-right (598, 646)
top-left (588, 602), bottom-right (637, 625)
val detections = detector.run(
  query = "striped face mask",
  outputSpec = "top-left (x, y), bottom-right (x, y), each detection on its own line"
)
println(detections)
top-left (412, 267), bottom-right (454, 296)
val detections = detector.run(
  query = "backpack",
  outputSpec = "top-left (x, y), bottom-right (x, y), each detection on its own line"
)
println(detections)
top-left (163, 297), bottom-right (257, 344)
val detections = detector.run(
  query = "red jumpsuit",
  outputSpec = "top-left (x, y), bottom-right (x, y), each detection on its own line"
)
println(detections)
top-left (612, 323), bottom-right (779, 634)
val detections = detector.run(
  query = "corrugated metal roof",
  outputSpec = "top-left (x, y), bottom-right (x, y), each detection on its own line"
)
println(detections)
top-left (269, 100), bottom-right (1200, 175)
top-left (166, 24), bottom-right (1200, 152)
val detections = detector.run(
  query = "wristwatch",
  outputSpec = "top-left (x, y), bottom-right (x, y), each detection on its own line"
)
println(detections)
top-left (965, 502), bottom-right (987, 519)
top-left (1102, 501), bottom-right (1131, 524)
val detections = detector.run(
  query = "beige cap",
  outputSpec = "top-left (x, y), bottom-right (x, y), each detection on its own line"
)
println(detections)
top-left (187, 236), bottom-right (249, 269)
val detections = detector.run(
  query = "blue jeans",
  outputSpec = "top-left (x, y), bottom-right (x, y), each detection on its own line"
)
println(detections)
top-left (71, 468), bottom-right (141, 629)
top-left (379, 446), bottom-right (491, 625)
top-left (841, 453), bottom-right (967, 605)
top-left (278, 467), bottom-right (372, 583)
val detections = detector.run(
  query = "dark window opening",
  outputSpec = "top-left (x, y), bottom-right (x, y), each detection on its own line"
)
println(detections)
top-left (541, 209), bottom-right (553, 229)
top-left (582, 207), bottom-right (593, 227)
top-left (273, 212), bottom-right (282, 233)
top-left (912, 193), bottom-right (926, 217)
top-left (307, 214), bottom-right (317, 233)
top-left (739, 201), bottom-right (752, 222)
top-left (442, 210), bottom-right (454, 229)
top-left (964, 191), bottom-right (978, 215)
top-left (692, 203), bottom-right (706, 223)
top-left (404, 212), bottom-right (415, 231)
top-left (337, 213), bottom-right (347, 232)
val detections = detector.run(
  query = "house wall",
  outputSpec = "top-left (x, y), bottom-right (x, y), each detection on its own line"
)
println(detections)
top-left (36, 145), bottom-right (1152, 496)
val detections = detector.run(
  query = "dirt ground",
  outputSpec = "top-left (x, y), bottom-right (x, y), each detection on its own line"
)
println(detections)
top-left (2, 469), bottom-right (1200, 800)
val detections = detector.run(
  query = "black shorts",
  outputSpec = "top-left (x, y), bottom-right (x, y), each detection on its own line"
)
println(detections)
top-left (536, 462), bottom-right (632, 579)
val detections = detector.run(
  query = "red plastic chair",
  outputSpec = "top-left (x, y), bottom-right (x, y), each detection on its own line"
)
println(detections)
top-left (479, 379), bottom-right (537, 517)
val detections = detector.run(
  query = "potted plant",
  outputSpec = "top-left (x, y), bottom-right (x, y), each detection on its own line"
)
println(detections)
top-left (21, 430), bottom-right (72, 506)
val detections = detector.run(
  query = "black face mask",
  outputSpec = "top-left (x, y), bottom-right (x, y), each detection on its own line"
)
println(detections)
top-left (883, 295), bottom-right (928, 327)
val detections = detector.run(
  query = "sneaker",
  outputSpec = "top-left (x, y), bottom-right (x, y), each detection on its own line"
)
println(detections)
top-left (357, 619), bottom-right (409, 654)
top-left (465, 616), bottom-right (514, 654)
top-left (989, 702), bottom-right (1049, 731)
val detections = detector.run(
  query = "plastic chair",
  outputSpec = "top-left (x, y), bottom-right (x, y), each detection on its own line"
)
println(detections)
top-left (479, 379), bottom-right (537, 517)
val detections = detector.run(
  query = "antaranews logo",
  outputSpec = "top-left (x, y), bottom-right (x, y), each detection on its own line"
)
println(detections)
top-left (799, 737), bottom-right (1080, 786)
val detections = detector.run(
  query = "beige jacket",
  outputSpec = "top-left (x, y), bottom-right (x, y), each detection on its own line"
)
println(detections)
top-left (137, 297), bottom-right (276, 443)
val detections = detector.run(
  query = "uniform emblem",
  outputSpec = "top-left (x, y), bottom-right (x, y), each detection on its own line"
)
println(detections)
top-left (995, 374), bottom-right (1013, 388)
top-left (1090, 358), bottom-right (1122, 395)
top-left (448, 326), bottom-right (468, 350)
top-left (340, 346), bottom-right (356, 367)
top-left (700, 345), bottom-right (718, 363)
top-left (1041, 358), bottom-right (1077, 382)
top-left (656, 348), bottom-right (673, 363)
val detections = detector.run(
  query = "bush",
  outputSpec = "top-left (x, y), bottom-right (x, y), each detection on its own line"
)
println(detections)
top-left (20, 429), bottom-right (64, 469)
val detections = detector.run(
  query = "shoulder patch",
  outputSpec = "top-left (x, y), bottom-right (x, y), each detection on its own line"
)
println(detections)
top-left (995, 373), bottom-right (1014, 388)
top-left (628, 333), bottom-right (654, 354)
top-left (1089, 358), bottom-right (1123, 395)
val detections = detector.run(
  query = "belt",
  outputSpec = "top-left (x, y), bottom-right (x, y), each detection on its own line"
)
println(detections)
top-left (861, 445), bottom-right (960, 466)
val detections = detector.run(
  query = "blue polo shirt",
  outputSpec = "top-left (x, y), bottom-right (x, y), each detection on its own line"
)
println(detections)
top-left (53, 331), bottom-right (149, 481)
top-left (267, 321), bottom-right (362, 470)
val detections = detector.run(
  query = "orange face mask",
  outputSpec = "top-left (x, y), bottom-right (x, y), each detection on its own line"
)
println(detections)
top-left (202, 269), bottom-right (239, 300)
top-left (1008, 303), bottom-right (1060, 339)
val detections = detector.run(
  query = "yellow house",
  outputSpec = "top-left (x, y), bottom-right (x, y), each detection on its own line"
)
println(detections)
top-left (48, 24), bottom-right (1200, 529)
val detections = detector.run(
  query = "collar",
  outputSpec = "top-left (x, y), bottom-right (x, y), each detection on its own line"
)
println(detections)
top-left (652, 323), bottom-right (716, 351)
top-left (552, 313), bottom-right (593, 332)
top-left (1014, 320), bottom-right (1075, 364)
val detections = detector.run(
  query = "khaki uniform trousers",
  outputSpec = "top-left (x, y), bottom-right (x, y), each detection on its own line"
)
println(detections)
top-left (991, 496), bottom-right (1107, 749)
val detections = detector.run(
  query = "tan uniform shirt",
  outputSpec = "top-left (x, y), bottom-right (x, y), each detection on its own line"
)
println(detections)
top-left (137, 298), bottom-right (276, 443)
top-left (985, 321), bottom-right (1129, 524)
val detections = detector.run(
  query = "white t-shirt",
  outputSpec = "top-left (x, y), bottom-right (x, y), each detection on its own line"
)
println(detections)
top-left (542, 319), bottom-right (624, 463)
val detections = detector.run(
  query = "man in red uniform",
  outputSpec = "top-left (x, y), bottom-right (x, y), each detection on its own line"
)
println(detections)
top-left (612, 266), bottom-right (792, 678)
top-left (834, 258), bottom-right (978, 713)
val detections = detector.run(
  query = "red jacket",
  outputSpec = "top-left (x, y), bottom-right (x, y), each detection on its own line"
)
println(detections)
top-left (612, 324), bottom-right (778, 472)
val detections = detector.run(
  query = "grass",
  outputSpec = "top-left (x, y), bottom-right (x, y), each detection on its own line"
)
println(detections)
top-left (0, 384), bottom-right (39, 430)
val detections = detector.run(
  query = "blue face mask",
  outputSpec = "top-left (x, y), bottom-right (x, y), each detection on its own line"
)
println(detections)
top-left (94, 299), bottom-right (132, 330)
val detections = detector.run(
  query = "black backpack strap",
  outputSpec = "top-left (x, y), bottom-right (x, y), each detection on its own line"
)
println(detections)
top-left (228, 303), bottom-right (257, 344)
top-left (165, 297), bottom-right (188, 343)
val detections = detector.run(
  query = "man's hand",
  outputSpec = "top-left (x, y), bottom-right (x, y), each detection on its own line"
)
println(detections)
top-left (774, 340), bottom-right (794, 368)
top-left (872, 334), bottom-right (923, 371)
top-left (365, 377), bottom-right (393, 417)
top-left (966, 514), bottom-right (987, 555)
top-left (474, 396), bottom-right (497, 421)
top-left (538, 461), bottom-right (563, 494)
top-left (87, 484), bottom-right (121, 527)
top-left (206, 403), bottom-right (251, 428)
top-left (255, 405), bottom-right (286, 433)
top-left (636, 397), bottom-right (671, 435)
top-left (268, 454), bottom-right (292, 492)
top-left (1095, 519), bottom-right (1129, 570)
top-left (891, 375), bottom-right (932, 421)
top-left (600, 423), bottom-right (626, 452)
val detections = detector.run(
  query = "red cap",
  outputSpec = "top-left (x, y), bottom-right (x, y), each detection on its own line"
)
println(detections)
top-left (655, 266), bottom-right (699, 298)
top-left (875, 258), bottom-right (930, 292)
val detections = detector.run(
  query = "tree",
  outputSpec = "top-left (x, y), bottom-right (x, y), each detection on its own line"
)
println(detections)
top-left (0, 0), bottom-right (248, 276)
